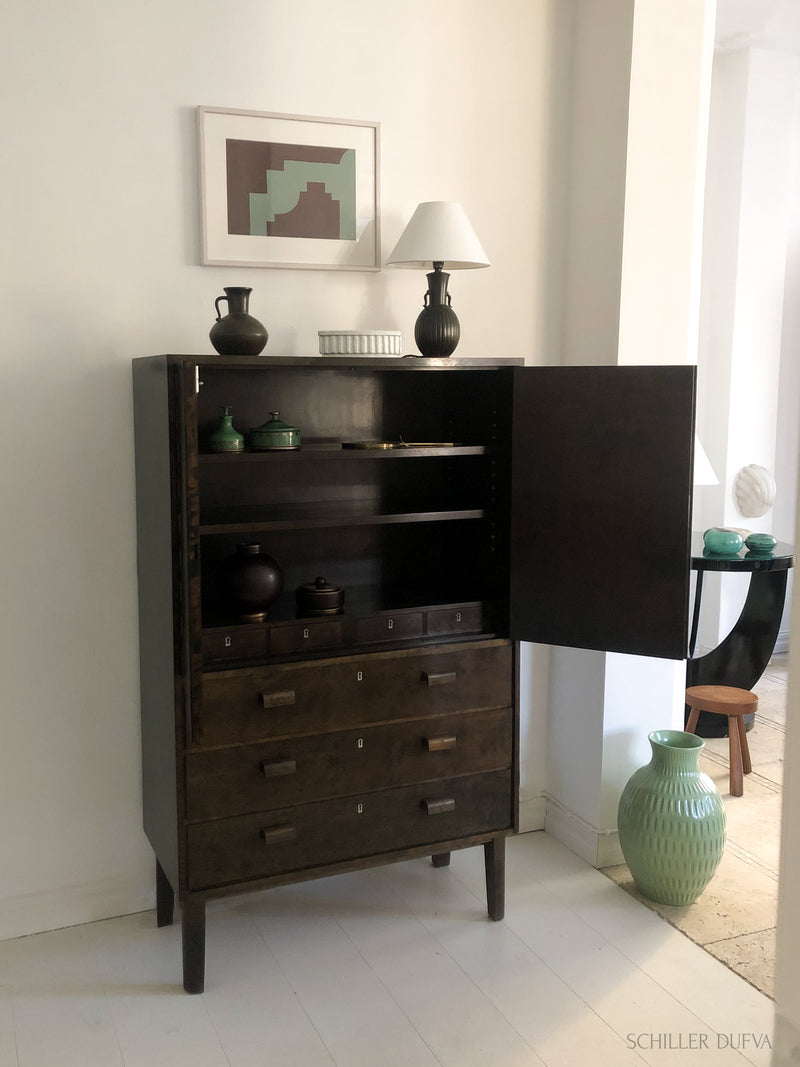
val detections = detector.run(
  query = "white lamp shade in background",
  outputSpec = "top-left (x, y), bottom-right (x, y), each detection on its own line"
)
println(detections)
top-left (693, 436), bottom-right (718, 486)
top-left (387, 202), bottom-right (490, 269)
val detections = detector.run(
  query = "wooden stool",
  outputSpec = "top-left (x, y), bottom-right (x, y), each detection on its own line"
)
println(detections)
top-left (685, 685), bottom-right (758, 797)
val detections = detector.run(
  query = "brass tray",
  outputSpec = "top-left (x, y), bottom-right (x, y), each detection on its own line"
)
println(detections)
top-left (342, 440), bottom-right (455, 450)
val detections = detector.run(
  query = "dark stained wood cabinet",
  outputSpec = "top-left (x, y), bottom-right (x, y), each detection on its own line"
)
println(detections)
top-left (132, 354), bottom-right (695, 992)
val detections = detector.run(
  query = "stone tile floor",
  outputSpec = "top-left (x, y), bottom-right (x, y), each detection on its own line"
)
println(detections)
top-left (604, 654), bottom-right (787, 999)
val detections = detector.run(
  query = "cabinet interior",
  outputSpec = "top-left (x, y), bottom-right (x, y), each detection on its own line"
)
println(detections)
top-left (196, 364), bottom-right (514, 656)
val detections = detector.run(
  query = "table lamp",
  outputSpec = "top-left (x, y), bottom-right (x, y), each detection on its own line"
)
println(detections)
top-left (387, 201), bottom-right (489, 357)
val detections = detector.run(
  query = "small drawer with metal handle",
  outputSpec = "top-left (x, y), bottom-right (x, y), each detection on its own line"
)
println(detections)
top-left (202, 627), bottom-right (267, 664)
top-left (269, 619), bottom-right (343, 656)
top-left (426, 604), bottom-right (484, 636)
top-left (355, 612), bottom-right (423, 644)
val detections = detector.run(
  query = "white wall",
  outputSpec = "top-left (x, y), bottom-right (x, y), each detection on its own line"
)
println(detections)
top-left (618, 0), bottom-right (715, 367)
top-left (560, 0), bottom-right (633, 367)
top-left (695, 44), bottom-right (800, 653)
top-left (775, 134), bottom-right (800, 548)
top-left (0, 0), bottom-right (556, 937)
top-left (545, 0), bottom-right (716, 868)
top-left (774, 483), bottom-right (800, 1060)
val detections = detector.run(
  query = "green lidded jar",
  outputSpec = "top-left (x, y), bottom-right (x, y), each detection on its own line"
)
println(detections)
top-left (617, 729), bottom-right (726, 906)
top-left (249, 411), bottom-right (301, 451)
top-left (208, 407), bottom-right (245, 453)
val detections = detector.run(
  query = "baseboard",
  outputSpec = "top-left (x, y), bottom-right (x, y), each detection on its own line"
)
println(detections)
top-left (543, 795), bottom-right (624, 868)
top-left (774, 630), bottom-right (790, 656)
top-left (518, 790), bottom-right (546, 833)
top-left (0, 797), bottom-right (604, 940)
top-left (0, 876), bottom-right (153, 942)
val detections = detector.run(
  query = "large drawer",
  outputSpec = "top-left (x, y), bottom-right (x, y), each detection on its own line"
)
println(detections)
top-left (186, 706), bottom-right (512, 820)
top-left (195, 640), bottom-right (513, 746)
top-left (186, 770), bottom-right (513, 890)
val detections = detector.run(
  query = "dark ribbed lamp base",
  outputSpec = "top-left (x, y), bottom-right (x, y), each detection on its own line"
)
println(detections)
top-left (414, 266), bottom-right (461, 357)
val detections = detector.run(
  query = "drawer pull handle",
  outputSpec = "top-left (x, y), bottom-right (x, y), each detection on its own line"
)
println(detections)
top-left (260, 758), bottom-right (296, 778)
top-left (260, 690), bottom-right (296, 709)
top-left (424, 735), bottom-right (457, 752)
top-left (423, 797), bottom-right (456, 816)
top-left (422, 671), bottom-right (456, 687)
top-left (260, 824), bottom-right (297, 846)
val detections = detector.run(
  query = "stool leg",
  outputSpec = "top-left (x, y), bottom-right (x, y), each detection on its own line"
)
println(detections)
top-left (738, 716), bottom-right (752, 776)
top-left (728, 715), bottom-right (744, 797)
top-left (686, 706), bottom-right (701, 734)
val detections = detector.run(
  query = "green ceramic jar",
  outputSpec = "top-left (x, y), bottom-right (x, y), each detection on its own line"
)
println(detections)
top-left (208, 407), bottom-right (244, 453)
top-left (745, 532), bottom-right (777, 555)
top-left (249, 411), bottom-right (301, 451)
top-left (703, 527), bottom-right (743, 555)
top-left (617, 730), bottom-right (726, 906)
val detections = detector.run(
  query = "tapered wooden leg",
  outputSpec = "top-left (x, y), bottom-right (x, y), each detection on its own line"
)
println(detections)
top-left (484, 836), bottom-right (505, 921)
top-left (431, 852), bottom-right (451, 868)
top-left (182, 896), bottom-right (206, 994)
top-left (155, 860), bottom-right (174, 928)
top-left (685, 706), bottom-right (700, 734)
top-left (738, 716), bottom-right (752, 775)
top-left (728, 715), bottom-right (744, 797)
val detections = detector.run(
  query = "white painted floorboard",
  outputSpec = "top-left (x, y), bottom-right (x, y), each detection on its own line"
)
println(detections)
top-left (0, 832), bottom-right (774, 1067)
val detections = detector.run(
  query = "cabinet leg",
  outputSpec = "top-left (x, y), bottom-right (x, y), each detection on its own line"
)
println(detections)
top-left (155, 860), bottom-right (174, 928)
top-left (431, 852), bottom-right (451, 868)
top-left (484, 836), bottom-right (505, 921)
top-left (181, 896), bottom-right (206, 994)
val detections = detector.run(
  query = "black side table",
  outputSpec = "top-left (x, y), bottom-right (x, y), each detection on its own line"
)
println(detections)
top-left (687, 534), bottom-right (793, 736)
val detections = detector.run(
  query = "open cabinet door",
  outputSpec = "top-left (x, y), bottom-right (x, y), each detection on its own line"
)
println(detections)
top-left (510, 365), bottom-right (695, 660)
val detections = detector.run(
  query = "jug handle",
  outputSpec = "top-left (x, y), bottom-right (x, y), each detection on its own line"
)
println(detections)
top-left (214, 294), bottom-right (228, 321)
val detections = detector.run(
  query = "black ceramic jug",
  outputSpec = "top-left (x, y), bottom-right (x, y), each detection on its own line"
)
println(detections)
top-left (209, 286), bottom-right (268, 356)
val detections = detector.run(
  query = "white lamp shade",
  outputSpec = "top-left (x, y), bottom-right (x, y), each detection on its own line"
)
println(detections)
top-left (693, 435), bottom-right (718, 486)
top-left (387, 201), bottom-right (490, 269)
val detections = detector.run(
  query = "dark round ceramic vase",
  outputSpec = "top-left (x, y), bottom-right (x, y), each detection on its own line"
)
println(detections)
top-left (217, 542), bottom-right (283, 620)
top-left (209, 286), bottom-right (268, 356)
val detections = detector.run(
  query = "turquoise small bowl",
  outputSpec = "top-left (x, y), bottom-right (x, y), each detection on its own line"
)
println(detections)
top-left (703, 527), bottom-right (744, 556)
top-left (745, 532), bottom-right (777, 555)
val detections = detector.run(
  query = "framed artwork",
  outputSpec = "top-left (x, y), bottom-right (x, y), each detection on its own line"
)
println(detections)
top-left (197, 106), bottom-right (380, 271)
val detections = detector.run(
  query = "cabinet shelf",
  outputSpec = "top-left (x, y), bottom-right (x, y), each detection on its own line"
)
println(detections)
top-left (202, 585), bottom-right (486, 628)
top-left (199, 443), bottom-right (489, 462)
top-left (199, 500), bottom-right (487, 534)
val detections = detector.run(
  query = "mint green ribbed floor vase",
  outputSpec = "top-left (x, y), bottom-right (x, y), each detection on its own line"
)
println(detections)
top-left (617, 730), bottom-right (726, 906)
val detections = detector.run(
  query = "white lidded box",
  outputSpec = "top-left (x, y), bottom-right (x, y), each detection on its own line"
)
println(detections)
top-left (318, 330), bottom-right (403, 355)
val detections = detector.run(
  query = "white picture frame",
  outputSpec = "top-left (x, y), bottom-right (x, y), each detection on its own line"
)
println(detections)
top-left (197, 106), bottom-right (380, 271)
